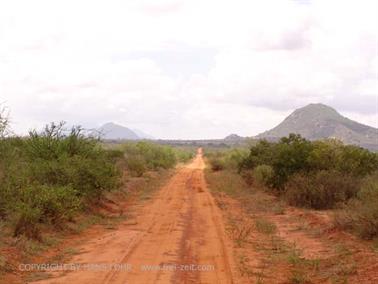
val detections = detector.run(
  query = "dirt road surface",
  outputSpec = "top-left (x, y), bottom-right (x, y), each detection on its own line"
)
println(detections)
top-left (31, 149), bottom-right (237, 284)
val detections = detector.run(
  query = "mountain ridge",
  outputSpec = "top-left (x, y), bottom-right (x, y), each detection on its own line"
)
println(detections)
top-left (256, 103), bottom-right (377, 150)
top-left (224, 134), bottom-right (244, 141)
top-left (97, 122), bottom-right (141, 140)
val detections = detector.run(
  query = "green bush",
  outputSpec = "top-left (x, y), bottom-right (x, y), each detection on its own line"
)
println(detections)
top-left (136, 142), bottom-right (176, 170)
top-left (216, 133), bottom-right (378, 239)
top-left (23, 125), bottom-right (120, 199)
top-left (253, 165), bottom-right (274, 187)
top-left (1, 122), bottom-right (190, 240)
top-left (12, 185), bottom-right (80, 239)
top-left (223, 149), bottom-right (249, 170)
top-left (0, 122), bottom-right (120, 238)
top-left (239, 140), bottom-right (277, 171)
top-left (173, 147), bottom-right (195, 163)
top-left (271, 134), bottom-right (314, 190)
top-left (239, 134), bottom-right (314, 190)
top-left (208, 156), bottom-right (226, 171)
top-left (335, 173), bottom-right (378, 239)
top-left (121, 142), bottom-right (182, 174)
top-left (13, 205), bottom-right (42, 240)
top-left (335, 145), bottom-right (378, 177)
top-left (239, 134), bottom-right (378, 193)
top-left (307, 140), bottom-right (343, 171)
top-left (285, 171), bottom-right (360, 209)
top-left (126, 156), bottom-right (147, 177)
top-left (309, 140), bottom-right (378, 177)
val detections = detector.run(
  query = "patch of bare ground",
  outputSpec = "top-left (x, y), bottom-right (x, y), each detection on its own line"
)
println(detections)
top-left (206, 169), bottom-right (378, 284)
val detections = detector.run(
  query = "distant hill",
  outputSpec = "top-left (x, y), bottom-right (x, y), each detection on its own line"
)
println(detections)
top-left (97, 122), bottom-right (140, 140)
top-left (224, 134), bottom-right (245, 141)
top-left (256, 103), bottom-right (378, 150)
top-left (132, 129), bottom-right (154, 140)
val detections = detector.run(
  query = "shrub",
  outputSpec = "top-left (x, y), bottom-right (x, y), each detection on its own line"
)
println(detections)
top-left (335, 145), bottom-right (378, 177)
top-left (253, 165), bottom-right (274, 187)
top-left (285, 171), bottom-right (361, 209)
top-left (13, 185), bottom-right (80, 239)
top-left (136, 142), bottom-right (176, 170)
top-left (209, 157), bottom-right (225, 171)
top-left (0, 122), bottom-right (120, 238)
top-left (126, 156), bottom-right (147, 177)
top-left (122, 142), bottom-right (181, 173)
top-left (66, 155), bottom-right (120, 199)
top-left (239, 134), bottom-right (314, 190)
top-left (25, 123), bottom-right (120, 198)
top-left (223, 149), bottom-right (249, 170)
top-left (239, 135), bottom-right (378, 192)
top-left (271, 134), bottom-right (314, 190)
top-left (13, 205), bottom-right (42, 240)
top-left (239, 140), bottom-right (276, 171)
top-left (173, 147), bottom-right (194, 163)
top-left (308, 140), bottom-right (378, 177)
top-left (335, 173), bottom-right (378, 239)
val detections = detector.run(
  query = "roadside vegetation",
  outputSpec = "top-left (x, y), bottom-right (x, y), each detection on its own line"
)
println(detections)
top-left (121, 141), bottom-right (193, 177)
top-left (0, 105), bottom-right (194, 281)
top-left (206, 134), bottom-right (378, 240)
top-left (205, 137), bottom-right (378, 283)
top-left (0, 121), bottom-right (119, 240)
top-left (205, 164), bottom-right (363, 283)
top-left (206, 148), bottom-right (249, 172)
top-left (0, 112), bottom-right (193, 244)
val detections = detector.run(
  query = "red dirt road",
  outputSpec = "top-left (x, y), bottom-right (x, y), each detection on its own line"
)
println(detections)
top-left (32, 149), bottom-right (237, 284)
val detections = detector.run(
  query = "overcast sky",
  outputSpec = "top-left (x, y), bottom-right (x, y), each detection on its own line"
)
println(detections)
top-left (0, 0), bottom-right (377, 139)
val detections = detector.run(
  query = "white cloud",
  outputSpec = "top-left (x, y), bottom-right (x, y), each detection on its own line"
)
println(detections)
top-left (0, 0), bottom-right (377, 138)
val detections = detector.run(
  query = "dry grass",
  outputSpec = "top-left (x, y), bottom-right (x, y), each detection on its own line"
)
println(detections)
top-left (205, 167), bottom-right (371, 283)
top-left (0, 255), bottom-right (6, 273)
top-left (255, 218), bottom-right (277, 235)
top-left (228, 218), bottom-right (254, 247)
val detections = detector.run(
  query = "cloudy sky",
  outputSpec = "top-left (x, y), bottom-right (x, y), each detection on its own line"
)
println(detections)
top-left (0, 0), bottom-right (377, 139)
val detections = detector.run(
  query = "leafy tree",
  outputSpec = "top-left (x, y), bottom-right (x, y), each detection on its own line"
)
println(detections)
top-left (271, 134), bottom-right (313, 190)
top-left (239, 140), bottom-right (277, 171)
